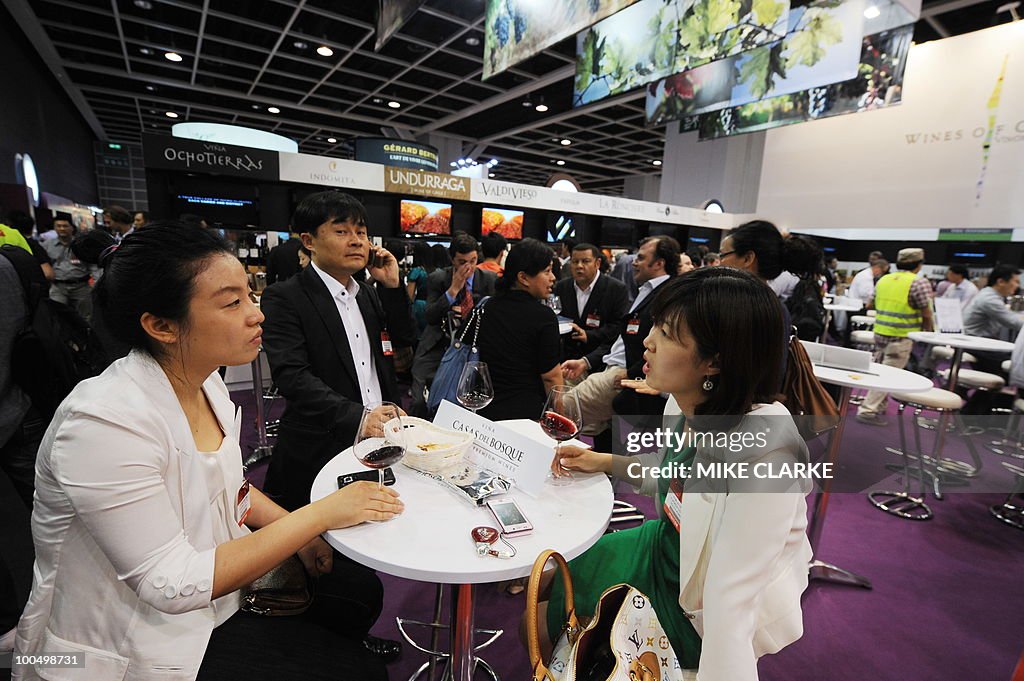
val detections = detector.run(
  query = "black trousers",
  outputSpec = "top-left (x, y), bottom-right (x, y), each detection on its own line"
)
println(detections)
top-left (198, 610), bottom-right (387, 681)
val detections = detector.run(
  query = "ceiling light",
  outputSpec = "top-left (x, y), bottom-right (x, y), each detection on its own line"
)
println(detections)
top-left (487, 159), bottom-right (498, 166)
top-left (316, 45), bottom-right (334, 57)
top-left (134, 0), bottom-right (152, 9)
top-left (863, 5), bottom-right (880, 18)
top-left (522, 100), bottom-right (533, 107)
top-left (652, 160), bottom-right (662, 166)
top-left (560, 139), bottom-right (572, 146)
top-left (165, 111), bottom-right (179, 118)
top-left (372, 97), bottom-right (383, 104)
top-left (267, 106), bottom-right (281, 114)
top-left (327, 137), bottom-right (337, 143)
top-left (145, 85), bottom-right (155, 91)
top-left (293, 40), bottom-right (308, 50)
top-left (164, 51), bottom-right (183, 62)
top-left (556, 160), bottom-right (565, 166)
top-left (139, 47), bottom-right (152, 55)
top-left (466, 36), bottom-right (481, 46)
top-left (535, 103), bottom-right (549, 112)
top-left (387, 101), bottom-right (401, 109)
top-left (450, 161), bottom-right (458, 167)
top-left (251, 104), bottom-right (260, 109)
top-left (489, 173), bottom-right (495, 178)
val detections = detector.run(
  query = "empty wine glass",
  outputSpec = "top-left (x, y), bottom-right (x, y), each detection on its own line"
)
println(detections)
top-left (546, 295), bottom-right (562, 316)
top-left (457, 361), bottom-right (494, 413)
top-left (541, 385), bottom-right (582, 486)
top-left (353, 401), bottom-right (406, 490)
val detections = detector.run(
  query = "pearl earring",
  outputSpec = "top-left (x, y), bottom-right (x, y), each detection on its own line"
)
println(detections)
top-left (702, 376), bottom-right (714, 392)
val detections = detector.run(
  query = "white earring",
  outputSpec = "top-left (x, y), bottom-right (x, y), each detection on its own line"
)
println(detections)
top-left (702, 376), bottom-right (714, 392)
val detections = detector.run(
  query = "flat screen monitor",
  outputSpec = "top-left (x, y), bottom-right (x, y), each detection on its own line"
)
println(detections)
top-left (481, 207), bottom-right (524, 240)
top-left (601, 218), bottom-right (635, 247)
top-left (170, 179), bottom-right (259, 227)
top-left (547, 214), bottom-right (575, 243)
top-left (400, 199), bottom-right (452, 235)
top-left (948, 243), bottom-right (997, 264)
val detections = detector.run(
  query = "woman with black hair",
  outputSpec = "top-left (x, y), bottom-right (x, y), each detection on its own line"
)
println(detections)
top-left (13, 222), bottom-right (401, 681)
top-left (531, 268), bottom-right (812, 681)
top-left (476, 237), bottom-right (563, 421)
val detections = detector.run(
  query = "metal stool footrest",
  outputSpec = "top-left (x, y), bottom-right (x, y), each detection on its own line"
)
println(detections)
top-left (868, 490), bottom-right (933, 520)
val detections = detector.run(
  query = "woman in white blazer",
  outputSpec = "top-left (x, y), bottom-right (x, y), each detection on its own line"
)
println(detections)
top-left (13, 223), bottom-right (404, 681)
top-left (536, 267), bottom-right (812, 681)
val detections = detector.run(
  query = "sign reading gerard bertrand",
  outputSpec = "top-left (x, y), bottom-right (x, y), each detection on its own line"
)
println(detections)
top-left (384, 167), bottom-right (470, 201)
top-left (355, 138), bottom-right (440, 172)
top-left (142, 134), bottom-right (279, 180)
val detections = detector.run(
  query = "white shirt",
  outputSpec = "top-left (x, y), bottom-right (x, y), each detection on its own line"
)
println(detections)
top-left (311, 261), bottom-right (383, 405)
top-left (768, 271), bottom-right (799, 301)
top-left (848, 267), bottom-right (876, 303)
top-left (943, 279), bottom-right (979, 308)
top-left (575, 270), bottom-right (600, 316)
top-left (601, 274), bottom-right (671, 368)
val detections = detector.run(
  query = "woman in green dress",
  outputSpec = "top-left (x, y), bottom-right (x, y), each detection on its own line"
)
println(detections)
top-left (530, 267), bottom-right (813, 681)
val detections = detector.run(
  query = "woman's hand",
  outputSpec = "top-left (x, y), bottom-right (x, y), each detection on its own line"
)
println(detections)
top-left (297, 536), bottom-right (333, 576)
top-left (316, 481), bottom-right (404, 529)
top-left (552, 445), bottom-right (610, 477)
top-left (619, 378), bottom-right (660, 396)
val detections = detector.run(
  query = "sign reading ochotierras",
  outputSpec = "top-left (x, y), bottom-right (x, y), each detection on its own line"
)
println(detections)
top-left (142, 134), bottom-right (280, 180)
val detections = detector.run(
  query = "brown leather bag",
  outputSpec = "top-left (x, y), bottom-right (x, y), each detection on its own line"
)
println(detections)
top-left (240, 555), bottom-right (314, 617)
top-left (782, 334), bottom-right (841, 440)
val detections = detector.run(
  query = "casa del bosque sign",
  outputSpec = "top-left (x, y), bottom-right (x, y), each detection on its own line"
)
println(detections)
top-left (142, 134), bottom-right (280, 181)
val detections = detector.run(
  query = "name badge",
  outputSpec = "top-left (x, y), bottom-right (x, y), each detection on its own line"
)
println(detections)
top-left (235, 480), bottom-right (251, 527)
top-left (381, 331), bottom-right (394, 356)
top-left (586, 313), bottom-right (601, 328)
top-left (663, 478), bottom-right (683, 533)
top-left (626, 317), bottom-right (640, 334)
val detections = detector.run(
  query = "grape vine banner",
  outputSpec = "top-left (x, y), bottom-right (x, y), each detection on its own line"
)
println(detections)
top-left (645, 0), bottom-right (865, 125)
top-left (484, 0), bottom-right (641, 80)
top-left (698, 24), bottom-right (913, 140)
top-left (574, 0), bottom-right (791, 106)
top-left (376, 0), bottom-right (427, 50)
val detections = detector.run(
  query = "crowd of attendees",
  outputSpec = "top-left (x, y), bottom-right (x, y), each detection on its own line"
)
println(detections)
top-left (1, 192), bottom-right (1021, 680)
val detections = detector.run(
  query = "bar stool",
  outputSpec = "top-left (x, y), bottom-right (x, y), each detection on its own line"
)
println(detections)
top-left (990, 462), bottom-right (1024, 531)
top-left (851, 330), bottom-right (875, 351)
top-left (937, 368), bottom-right (1004, 392)
top-left (849, 315), bottom-right (875, 329)
top-left (866, 309), bottom-right (877, 317)
top-left (932, 347), bottom-right (978, 364)
top-left (988, 398), bottom-right (1024, 460)
top-left (869, 387), bottom-right (964, 520)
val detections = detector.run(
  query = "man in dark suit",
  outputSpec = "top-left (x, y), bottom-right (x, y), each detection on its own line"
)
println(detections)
top-left (409, 232), bottom-right (496, 416)
top-left (554, 243), bottom-right (629, 374)
top-left (260, 191), bottom-right (413, 662)
top-left (564, 236), bottom-right (679, 441)
top-left (265, 233), bottom-right (302, 285)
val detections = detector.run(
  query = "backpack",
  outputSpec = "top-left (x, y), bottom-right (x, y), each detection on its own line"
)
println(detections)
top-left (785, 278), bottom-right (826, 341)
top-left (1, 245), bottom-right (106, 418)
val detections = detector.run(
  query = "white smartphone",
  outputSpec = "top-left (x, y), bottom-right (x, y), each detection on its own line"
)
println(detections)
top-left (486, 498), bottom-right (533, 536)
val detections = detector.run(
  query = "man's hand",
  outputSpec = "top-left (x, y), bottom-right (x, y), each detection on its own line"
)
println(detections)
top-left (569, 323), bottom-right (588, 344)
top-left (367, 246), bottom-right (400, 288)
top-left (447, 262), bottom-right (474, 299)
top-left (561, 359), bottom-right (588, 381)
top-left (359, 404), bottom-right (408, 438)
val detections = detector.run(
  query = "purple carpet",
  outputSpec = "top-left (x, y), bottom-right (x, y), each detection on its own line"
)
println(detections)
top-left (234, 387), bottom-right (1024, 681)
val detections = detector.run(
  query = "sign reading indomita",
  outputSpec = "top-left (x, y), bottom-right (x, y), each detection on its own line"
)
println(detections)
top-left (355, 138), bottom-right (439, 172)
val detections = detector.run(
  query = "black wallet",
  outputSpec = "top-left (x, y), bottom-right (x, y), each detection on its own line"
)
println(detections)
top-left (337, 468), bottom-right (396, 489)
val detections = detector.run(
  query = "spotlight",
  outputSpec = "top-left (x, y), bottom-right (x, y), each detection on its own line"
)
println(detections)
top-left (139, 47), bottom-right (152, 55)
top-left (560, 139), bottom-right (572, 146)
top-left (165, 111), bottom-right (179, 118)
top-left (267, 106), bottom-right (281, 114)
top-left (164, 51), bottom-right (183, 62)
top-left (556, 160), bottom-right (565, 166)
top-left (327, 137), bottom-right (337, 143)
top-left (316, 45), bottom-right (334, 57)
top-left (293, 40), bottom-right (309, 50)
top-left (652, 160), bottom-right (662, 166)
top-left (387, 101), bottom-right (401, 109)
top-left (535, 103), bottom-right (549, 112)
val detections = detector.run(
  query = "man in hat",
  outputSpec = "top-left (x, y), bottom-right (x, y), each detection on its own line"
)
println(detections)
top-left (856, 247), bottom-right (934, 426)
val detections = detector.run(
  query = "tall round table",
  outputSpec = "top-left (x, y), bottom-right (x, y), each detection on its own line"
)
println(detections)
top-left (311, 441), bottom-right (613, 681)
top-left (809, 362), bottom-right (932, 588)
top-left (822, 300), bottom-right (864, 343)
top-left (907, 332), bottom-right (1014, 391)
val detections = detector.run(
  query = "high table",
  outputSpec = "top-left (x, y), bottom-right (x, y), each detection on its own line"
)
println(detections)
top-left (311, 421), bottom-right (613, 681)
top-left (808, 362), bottom-right (932, 588)
top-left (907, 332), bottom-right (1013, 391)
top-left (822, 299), bottom-right (864, 343)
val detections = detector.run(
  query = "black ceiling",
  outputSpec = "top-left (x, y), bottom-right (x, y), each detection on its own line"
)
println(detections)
top-left (9, 0), bottom-right (1019, 195)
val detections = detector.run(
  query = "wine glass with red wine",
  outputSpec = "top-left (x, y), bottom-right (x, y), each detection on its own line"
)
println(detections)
top-left (540, 385), bottom-right (582, 486)
top-left (353, 401), bottom-right (406, 490)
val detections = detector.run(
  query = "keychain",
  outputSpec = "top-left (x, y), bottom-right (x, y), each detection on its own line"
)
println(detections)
top-left (471, 526), bottom-right (517, 559)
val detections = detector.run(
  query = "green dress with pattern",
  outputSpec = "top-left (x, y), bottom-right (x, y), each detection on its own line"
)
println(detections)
top-left (546, 430), bottom-right (702, 670)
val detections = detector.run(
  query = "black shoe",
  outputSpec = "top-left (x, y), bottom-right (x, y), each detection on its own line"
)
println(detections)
top-left (362, 635), bottom-right (402, 663)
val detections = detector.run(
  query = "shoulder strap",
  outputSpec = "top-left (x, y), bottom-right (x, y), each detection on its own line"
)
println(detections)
top-left (0, 244), bottom-right (45, 315)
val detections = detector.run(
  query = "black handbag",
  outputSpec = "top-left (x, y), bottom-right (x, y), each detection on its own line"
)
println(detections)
top-left (240, 555), bottom-right (314, 617)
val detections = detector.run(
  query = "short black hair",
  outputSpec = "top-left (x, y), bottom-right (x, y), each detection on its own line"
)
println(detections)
top-left (106, 205), bottom-right (132, 225)
top-left (481, 232), bottom-right (507, 259)
top-left (292, 191), bottom-right (367, 235)
top-left (571, 243), bottom-right (601, 261)
top-left (988, 264), bottom-right (1021, 287)
top-left (71, 229), bottom-right (117, 268)
top-left (449, 231), bottom-right (478, 257)
top-left (53, 212), bottom-right (76, 232)
top-left (498, 238), bottom-right (552, 294)
top-left (726, 221), bottom-right (820, 281)
top-left (649, 267), bottom-right (783, 427)
top-left (95, 221), bottom-right (233, 359)
top-left (7, 211), bottom-right (34, 236)
top-left (947, 264), bottom-right (969, 278)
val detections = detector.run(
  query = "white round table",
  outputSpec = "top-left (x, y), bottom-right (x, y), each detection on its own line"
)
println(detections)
top-left (807, 362), bottom-right (932, 588)
top-left (907, 332), bottom-right (1013, 392)
top-left (311, 445), bottom-right (613, 681)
